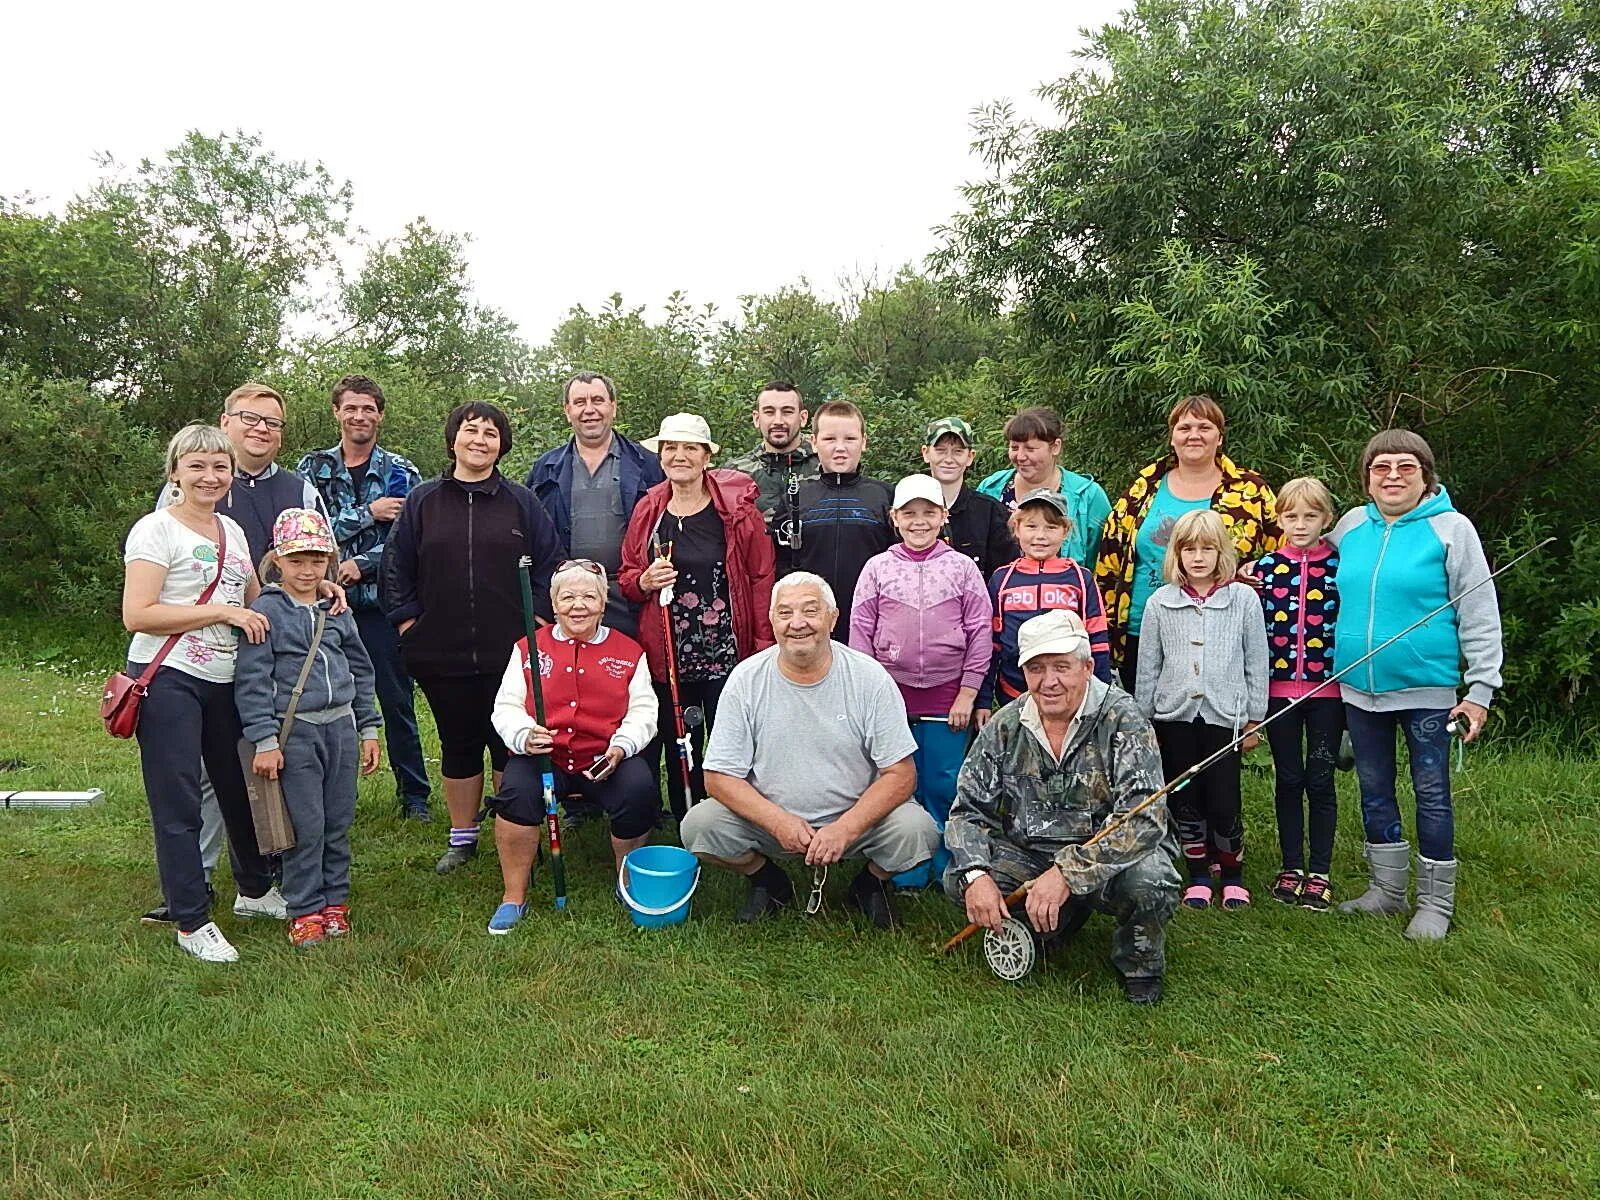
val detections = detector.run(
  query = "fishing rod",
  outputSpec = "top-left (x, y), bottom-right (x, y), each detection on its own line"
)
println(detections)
top-left (518, 555), bottom-right (567, 911)
top-left (940, 535), bottom-right (1552, 954)
top-left (653, 535), bottom-right (705, 811)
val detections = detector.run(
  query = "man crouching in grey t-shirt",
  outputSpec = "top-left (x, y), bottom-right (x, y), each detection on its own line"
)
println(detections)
top-left (682, 571), bottom-right (940, 928)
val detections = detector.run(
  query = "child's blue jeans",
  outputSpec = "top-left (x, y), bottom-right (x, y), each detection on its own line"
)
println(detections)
top-left (890, 717), bottom-right (966, 888)
top-left (1343, 705), bottom-right (1454, 860)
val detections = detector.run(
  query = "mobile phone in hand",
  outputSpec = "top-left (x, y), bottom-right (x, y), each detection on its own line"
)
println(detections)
top-left (583, 753), bottom-right (617, 782)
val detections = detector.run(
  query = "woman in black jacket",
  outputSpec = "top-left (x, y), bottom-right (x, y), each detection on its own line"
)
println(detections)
top-left (382, 401), bottom-right (562, 874)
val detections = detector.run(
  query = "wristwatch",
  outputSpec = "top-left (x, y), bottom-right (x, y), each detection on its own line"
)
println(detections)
top-left (963, 868), bottom-right (989, 887)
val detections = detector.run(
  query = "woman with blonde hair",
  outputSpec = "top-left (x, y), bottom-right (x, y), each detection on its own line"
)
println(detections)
top-left (121, 423), bottom-right (282, 963)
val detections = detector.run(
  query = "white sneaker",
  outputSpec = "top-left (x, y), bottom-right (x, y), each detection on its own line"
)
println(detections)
top-left (233, 886), bottom-right (288, 920)
top-left (176, 922), bottom-right (239, 963)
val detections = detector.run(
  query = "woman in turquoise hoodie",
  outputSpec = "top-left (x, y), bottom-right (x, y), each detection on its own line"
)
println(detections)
top-left (1329, 431), bottom-right (1503, 941)
top-left (976, 406), bottom-right (1110, 567)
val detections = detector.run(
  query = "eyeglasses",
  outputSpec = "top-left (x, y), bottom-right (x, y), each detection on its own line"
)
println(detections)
top-left (228, 410), bottom-right (286, 431)
top-left (557, 559), bottom-right (605, 575)
top-left (1369, 461), bottom-right (1421, 478)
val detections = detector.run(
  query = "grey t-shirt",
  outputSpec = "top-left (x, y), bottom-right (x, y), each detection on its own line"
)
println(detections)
top-left (704, 643), bottom-right (918, 824)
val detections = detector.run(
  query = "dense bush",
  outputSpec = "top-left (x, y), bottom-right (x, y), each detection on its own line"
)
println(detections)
top-left (3, 1), bottom-right (1597, 736)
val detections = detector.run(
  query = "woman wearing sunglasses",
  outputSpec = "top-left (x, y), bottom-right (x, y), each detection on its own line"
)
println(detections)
top-left (1330, 430), bottom-right (1503, 940)
top-left (485, 559), bottom-right (659, 934)
top-left (619, 413), bottom-right (776, 819)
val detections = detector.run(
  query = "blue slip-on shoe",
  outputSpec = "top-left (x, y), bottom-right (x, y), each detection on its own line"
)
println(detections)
top-left (487, 902), bottom-right (525, 936)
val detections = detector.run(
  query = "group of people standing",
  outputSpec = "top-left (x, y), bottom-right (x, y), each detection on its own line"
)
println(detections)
top-left (120, 373), bottom-right (1502, 1004)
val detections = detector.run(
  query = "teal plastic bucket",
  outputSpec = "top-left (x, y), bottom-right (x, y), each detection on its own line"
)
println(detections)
top-left (618, 845), bottom-right (700, 928)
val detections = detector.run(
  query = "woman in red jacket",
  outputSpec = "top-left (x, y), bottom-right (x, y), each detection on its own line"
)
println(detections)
top-left (620, 413), bottom-right (776, 818)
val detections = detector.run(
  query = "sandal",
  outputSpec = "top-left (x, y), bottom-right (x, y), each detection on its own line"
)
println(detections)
top-left (1221, 883), bottom-right (1252, 910)
top-left (1181, 881), bottom-right (1214, 909)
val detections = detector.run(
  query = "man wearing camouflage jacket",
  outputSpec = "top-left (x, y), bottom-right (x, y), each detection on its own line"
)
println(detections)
top-left (944, 609), bottom-right (1180, 1004)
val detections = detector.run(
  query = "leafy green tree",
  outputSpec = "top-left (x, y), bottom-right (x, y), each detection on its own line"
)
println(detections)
top-left (937, 0), bottom-right (1600, 722)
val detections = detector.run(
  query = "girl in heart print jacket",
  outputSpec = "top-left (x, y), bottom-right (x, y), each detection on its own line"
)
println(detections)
top-left (1249, 540), bottom-right (1339, 697)
top-left (1245, 477), bottom-right (1342, 908)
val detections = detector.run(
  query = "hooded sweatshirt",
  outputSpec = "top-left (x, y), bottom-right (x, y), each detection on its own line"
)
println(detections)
top-left (977, 466), bottom-right (1111, 566)
top-left (234, 589), bottom-right (382, 752)
top-left (1329, 486), bottom-right (1502, 711)
top-left (848, 540), bottom-right (992, 713)
top-left (1248, 539), bottom-right (1340, 700)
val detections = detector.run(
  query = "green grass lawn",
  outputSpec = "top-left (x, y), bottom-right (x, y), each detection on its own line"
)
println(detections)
top-left (1, 626), bottom-right (1597, 1199)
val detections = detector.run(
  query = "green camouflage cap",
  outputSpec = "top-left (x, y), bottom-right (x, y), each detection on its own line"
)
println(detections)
top-left (924, 416), bottom-right (975, 447)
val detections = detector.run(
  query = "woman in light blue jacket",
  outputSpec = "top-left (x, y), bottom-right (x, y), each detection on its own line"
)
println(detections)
top-left (1330, 430), bottom-right (1503, 941)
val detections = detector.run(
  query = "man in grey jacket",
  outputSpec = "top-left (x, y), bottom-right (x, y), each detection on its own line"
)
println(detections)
top-left (944, 610), bottom-right (1180, 1004)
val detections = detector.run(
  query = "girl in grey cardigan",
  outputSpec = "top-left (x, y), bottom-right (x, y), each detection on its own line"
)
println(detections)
top-left (1135, 510), bottom-right (1269, 909)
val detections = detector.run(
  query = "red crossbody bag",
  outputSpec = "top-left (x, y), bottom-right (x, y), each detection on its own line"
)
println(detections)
top-left (101, 516), bottom-right (228, 738)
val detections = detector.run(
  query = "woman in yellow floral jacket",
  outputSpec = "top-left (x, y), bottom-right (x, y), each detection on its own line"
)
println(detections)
top-left (1095, 395), bottom-right (1280, 689)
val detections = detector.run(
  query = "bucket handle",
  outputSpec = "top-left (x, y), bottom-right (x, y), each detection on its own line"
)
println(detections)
top-left (617, 861), bottom-right (701, 917)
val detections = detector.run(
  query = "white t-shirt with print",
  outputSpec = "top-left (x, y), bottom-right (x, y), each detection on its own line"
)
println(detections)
top-left (123, 510), bottom-right (255, 683)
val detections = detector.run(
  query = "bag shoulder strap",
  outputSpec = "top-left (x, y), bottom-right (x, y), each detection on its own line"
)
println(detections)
top-left (135, 516), bottom-right (229, 687)
top-left (278, 607), bottom-right (328, 748)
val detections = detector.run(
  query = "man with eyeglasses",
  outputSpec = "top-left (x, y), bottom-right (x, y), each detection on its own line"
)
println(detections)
top-left (525, 372), bottom-right (664, 640)
top-left (155, 383), bottom-right (328, 562)
top-left (139, 381), bottom-right (328, 925)
top-left (297, 375), bottom-right (431, 820)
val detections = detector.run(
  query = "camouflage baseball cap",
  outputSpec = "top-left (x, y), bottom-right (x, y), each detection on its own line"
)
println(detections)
top-left (1014, 488), bottom-right (1071, 518)
top-left (924, 416), bottom-right (975, 447)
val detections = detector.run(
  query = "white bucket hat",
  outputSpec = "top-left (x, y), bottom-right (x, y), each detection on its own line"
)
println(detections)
top-left (642, 412), bottom-right (720, 456)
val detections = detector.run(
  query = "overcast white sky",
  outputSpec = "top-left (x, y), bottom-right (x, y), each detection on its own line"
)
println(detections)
top-left (3, 0), bottom-right (1124, 341)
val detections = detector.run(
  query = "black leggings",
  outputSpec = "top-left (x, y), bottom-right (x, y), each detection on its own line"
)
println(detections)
top-left (653, 677), bottom-right (724, 819)
top-left (493, 753), bottom-right (658, 841)
top-left (1265, 696), bottom-right (1342, 874)
top-left (132, 664), bottom-right (271, 932)
top-left (414, 672), bottom-right (508, 779)
top-left (1152, 717), bottom-right (1244, 878)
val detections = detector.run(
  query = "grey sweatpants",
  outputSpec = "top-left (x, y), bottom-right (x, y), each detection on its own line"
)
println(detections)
top-left (278, 718), bottom-right (359, 918)
top-left (945, 844), bottom-right (1180, 981)
top-left (680, 798), bottom-right (940, 875)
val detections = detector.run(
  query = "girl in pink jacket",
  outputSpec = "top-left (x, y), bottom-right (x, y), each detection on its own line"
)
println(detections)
top-left (850, 475), bottom-right (992, 886)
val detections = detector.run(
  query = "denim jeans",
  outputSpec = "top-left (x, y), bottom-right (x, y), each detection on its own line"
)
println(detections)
top-left (354, 608), bottom-right (430, 803)
top-left (1343, 705), bottom-right (1454, 860)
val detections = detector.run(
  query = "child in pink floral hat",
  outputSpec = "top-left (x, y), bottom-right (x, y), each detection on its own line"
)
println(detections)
top-left (235, 508), bottom-right (382, 950)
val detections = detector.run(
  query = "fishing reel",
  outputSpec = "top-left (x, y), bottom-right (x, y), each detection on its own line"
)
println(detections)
top-left (775, 514), bottom-right (803, 551)
top-left (1446, 713), bottom-right (1470, 739)
top-left (982, 917), bottom-right (1039, 982)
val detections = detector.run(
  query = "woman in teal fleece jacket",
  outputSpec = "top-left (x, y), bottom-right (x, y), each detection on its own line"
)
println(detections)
top-left (1329, 430), bottom-right (1503, 942)
top-left (976, 406), bottom-right (1110, 567)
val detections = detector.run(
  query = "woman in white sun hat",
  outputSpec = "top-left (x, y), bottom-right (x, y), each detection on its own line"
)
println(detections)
top-left (619, 413), bottom-right (776, 819)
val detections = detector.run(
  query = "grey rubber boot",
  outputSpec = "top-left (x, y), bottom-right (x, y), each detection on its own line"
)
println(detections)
top-left (1405, 857), bottom-right (1457, 941)
top-left (1337, 841), bottom-right (1411, 916)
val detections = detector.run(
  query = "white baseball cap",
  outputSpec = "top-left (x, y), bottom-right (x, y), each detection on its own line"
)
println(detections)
top-left (892, 473), bottom-right (946, 510)
top-left (1017, 609), bottom-right (1091, 665)
top-left (642, 412), bottom-right (720, 455)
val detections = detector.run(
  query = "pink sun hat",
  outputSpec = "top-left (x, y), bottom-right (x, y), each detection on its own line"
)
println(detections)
top-left (271, 507), bottom-right (337, 557)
